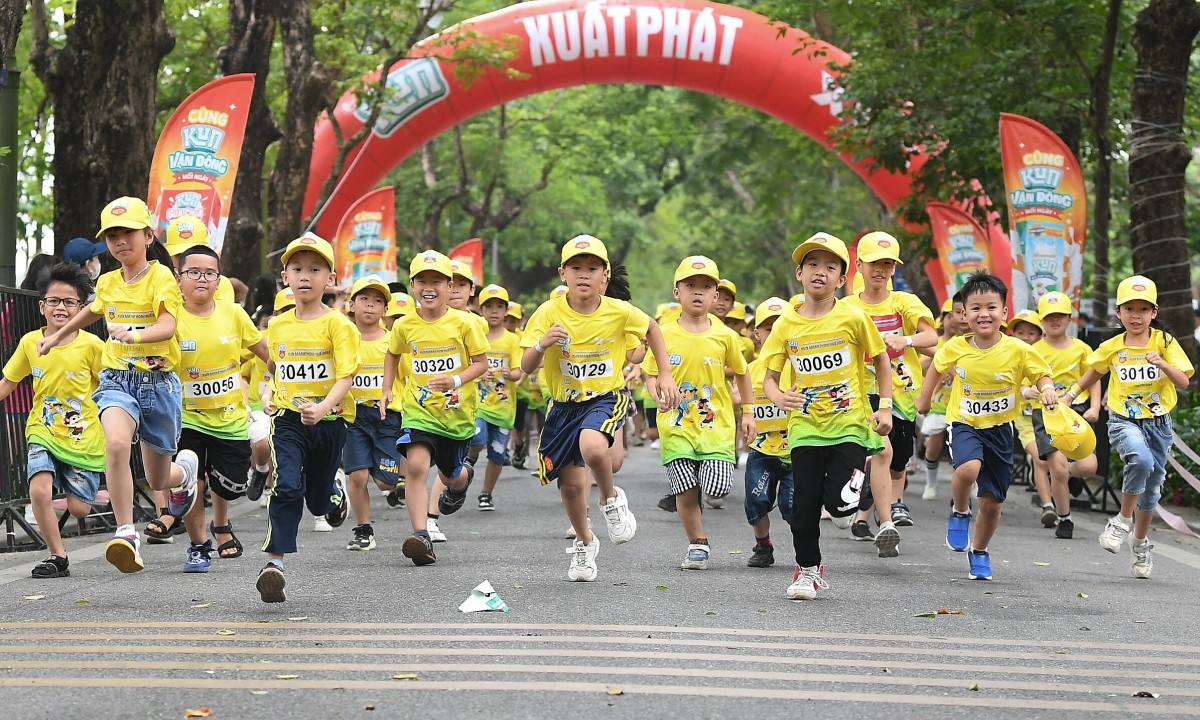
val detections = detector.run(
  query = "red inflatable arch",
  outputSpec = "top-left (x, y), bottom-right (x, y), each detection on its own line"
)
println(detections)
top-left (304, 0), bottom-right (1007, 300)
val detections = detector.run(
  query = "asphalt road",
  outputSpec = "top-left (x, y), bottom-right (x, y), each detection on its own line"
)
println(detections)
top-left (1, 443), bottom-right (1199, 719)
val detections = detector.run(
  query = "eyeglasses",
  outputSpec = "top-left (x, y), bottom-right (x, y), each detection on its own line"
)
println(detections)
top-left (41, 297), bottom-right (82, 308)
top-left (179, 269), bottom-right (220, 282)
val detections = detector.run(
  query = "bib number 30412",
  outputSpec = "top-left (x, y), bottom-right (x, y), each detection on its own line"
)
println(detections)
top-left (276, 361), bottom-right (332, 382)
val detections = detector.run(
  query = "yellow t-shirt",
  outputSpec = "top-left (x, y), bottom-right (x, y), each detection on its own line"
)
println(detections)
top-left (353, 332), bottom-right (403, 412)
top-left (739, 334), bottom-right (756, 364)
top-left (478, 328), bottom-right (523, 428)
top-left (934, 334), bottom-right (1052, 429)
top-left (267, 308), bottom-right (361, 422)
top-left (215, 276), bottom-right (236, 306)
top-left (746, 358), bottom-right (790, 459)
top-left (175, 303), bottom-right (262, 440)
top-left (521, 295), bottom-right (649, 403)
top-left (388, 307), bottom-right (489, 440)
top-left (928, 337), bottom-right (951, 415)
top-left (1086, 329), bottom-right (1194, 419)
top-left (843, 291), bottom-right (934, 421)
top-left (1034, 337), bottom-right (1094, 405)
top-left (242, 354), bottom-right (269, 412)
top-left (90, 262), bottom-right (182, 372)
top-left (643, 318), bottom-right (746, 463)
top-left (3, 329), bottom-right (106, 471)
top-left (760, 300), bottom-right (885, 450)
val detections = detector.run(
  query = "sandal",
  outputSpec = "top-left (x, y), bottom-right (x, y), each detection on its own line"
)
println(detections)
top-left (210, 521), bottom-right (243, 559)
top-left (31, 555), bottom-right (70, 578)
top-left (145, 509), bottom-right (184, 544)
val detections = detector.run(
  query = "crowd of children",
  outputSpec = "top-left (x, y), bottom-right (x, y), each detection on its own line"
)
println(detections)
top-left (4, 196), bottom-right (1193, 602)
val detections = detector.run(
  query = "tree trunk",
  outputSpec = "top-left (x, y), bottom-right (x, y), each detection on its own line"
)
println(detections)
top-left (29, 0), bottom-right (174, 252)
top-left (1089, 0), bottom-right (1122, 325)
top-left (218, 0), bottom-right (280, 283)
top-left (0, 0), bottom-right (23, 69)
top-left (1129, 0), bottom-right (1200, 359)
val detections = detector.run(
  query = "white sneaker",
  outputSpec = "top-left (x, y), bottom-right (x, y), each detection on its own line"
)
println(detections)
top-left (831, 514), bottom-right (852, 530)
top-left (1131, 537), bottom-right (1153, 579)
top-left (680, 543), bottom-right (710, 570)
top-left (428, 518), bottom-right (447, 543)
top-left (703, 493), bottom-right (726, 509)
top-left (921, 483), bottom-right (938, 500)
top-left (24, 505), bottom-right (37, 527)
top-left (313, 516), bottom-right (333, 532)
top-left (649, 439), bottom-right (660, 450)
top-left (1098, 515), bottom-right (1130, 553)
top-left (259, 494), bottom-right (269, 508)
top-left (786, 564), bottom-right (827, 600)
top-left (601, 487), bottom-right (636, 544)
top-left (105, 527), bottom-right (144, 573)
top-left (566, 535), bottom-right (599, 581)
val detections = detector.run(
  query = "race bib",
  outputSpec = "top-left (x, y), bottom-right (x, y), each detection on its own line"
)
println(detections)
top-left (276, 360), bottom-right (333, 383)
top-left (487, 356), bottom-right (508, 370)
top-left (411, 353), bottom-right (462, 376)
top-left (560, 358), bottom-right (614, 381)
top-left (960, 393), bottom-right (1014, 418)
top-left (184, 371), bottom-right (240, 402)
top-left (1115, 363), bottom-right (1159, 384)
top-left (789, 346), bottom-right (850, 375)
top-left (352, 373), bottom-right (385, 391)
top-left (750, 403), bottom-right (787, 422)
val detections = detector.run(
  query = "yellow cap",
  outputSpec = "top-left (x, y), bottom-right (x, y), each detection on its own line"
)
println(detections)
top-left (550, 285), bottom-right (568, 299)
top-left (273, 287), bottom-right (296, 312)
top-left (717, 278), bottom-right (737, 297)
top-left (560, 234), bottom-right (609, 265)
top-left (1116, 275), bottom-right (1157, 307)
top-left (506, 301), bottom-right (523, 319)
top-left (1037, 291), bottom-right (1072, 318)
top-left (349, 275), bottom-right (392, 304)
top-left (789, 293), bottom-right (805, 307)
top-left (754, 297), bottom-right (788, 327)
top-left (96, 197), bottom-right (153, 238)
top-left (479, 284), bottom-right (509, 305)
top-left (726, 303), bottom-right (746, 321)
top-left (450, 259), bottom-right (475, 284)
top-left (856, 230), bottom-right (904, 264)
top-left (1042, 403), bottom-right (1097, 461)
top-left (409, 250), bottom-right (453, 280)
top-left (941, 298), bottom-right (954, 314)
top-left (281, 233), bottom-right (335, 270)
top-left (791, 232), bottom-right (849, 267)
top-left (164, 216), bottom-right (210, 255)
top-left (387, 292), bottom-right (414, 317)
top-left (673, 256), bottom-right (720, 284)
top-left (656, 302), bottom-right (682, 321)
top-left (1006, 309), bottom-right (1043, 333)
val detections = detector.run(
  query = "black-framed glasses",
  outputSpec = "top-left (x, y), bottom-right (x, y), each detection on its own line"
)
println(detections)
top-left (179, 269), bottom-right (220, 282)
top-left (41, 297), bottom-right (82, 308)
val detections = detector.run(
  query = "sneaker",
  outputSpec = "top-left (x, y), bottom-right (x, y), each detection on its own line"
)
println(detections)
top-left (325, 469), bottom-right (349, 528)
top-left (786, 565), bottom-right (828, 600)
top-left (657, 494), bottom-right (677, 513)
top-left (680, 543), bottom-right (711, 570)
top-left (386, 478), bottom-right (406, 508)
top-left (1130, 537), bottom-right (1153, 579)
top-left (259, 494), bottom-right (269, 508)
top-left (246, 467), bottom-right (269, 502)
top-left (1098, 515), bottom-right (1131, 554)
top-left (438, 465), bottom-right (474, 516)
top-left (167, 450), bottom-right (200, 518)
top-left (402, 534), bottom-right (437, 566)
top-left (747, 543), bottom-right (775, 568)
top-left (477, 492), bottom-right (495, 511)
top-left (831, 514), bottom-right (852, 530)
top-left (649, 439), bottom-right (660, 450)
top-left (105, 530), bottom-right (144, 573)
top-left (922, 483), bottom-right (938, 500)
top-left (256, 563), bottom-right (286, 603)
top-left (850, 520), bottom-right (873, 541)
top-left (874, 521), bottom-right (900, 558)
top-left (1040, 504), bottom-right (1057, 528)
top-left (24, 505), bottom-right (37, 527)
top-left (566, 535), bottom-right (599, 581)
top-left (703, 494), bottom-right (726, 509)
top-left (427, 518), bottom-right (447, 543)
top-left (511, 444), bottom-right (527, 470)
top-left (601, 487), bottom-right (637, 544)
top-left (184, 541), bottom-right (213, 573)
top-left (967, 548), bottom-right (992, 580)
top-left (313, 516), bottom-right (333, 532)
top-left (891, 501), bottom-right (914, 527)
top-left (347, 524), bottom-right (375, 551)
top-left (564, 524), bottom-right (576, 540)
top-left (946, 510), bottom-right (972, 552)
top-left (1055, 517), bottom-right (1075, 540)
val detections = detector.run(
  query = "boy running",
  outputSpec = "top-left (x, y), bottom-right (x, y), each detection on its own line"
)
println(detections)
top-left (916, 296), bottom-right (963, 501)
top-left (471, 284), bottom-right (525, 511)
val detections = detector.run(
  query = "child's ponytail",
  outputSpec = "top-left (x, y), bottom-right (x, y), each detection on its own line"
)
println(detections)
top-left (147, 237), bottom-right (174, 268)
top-left (605, 264), bottom-right (632, 301)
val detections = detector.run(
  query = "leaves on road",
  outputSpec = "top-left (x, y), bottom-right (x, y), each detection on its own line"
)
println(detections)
top-left (287, 616), bottom-right (308, 622)
top-left (191, 603), bottom-right (211, 609)
top-left (1077, 593), bottom-right (1089, 599)
top-left (185, 709), bottom-right (214, 718)
top-left (655, 585), bottom-right (669, 591)
top-left (1034, 562), bottom-right (1051, 567)
top-left (215, 629), bottom-right (236, 636)
top-left (606, 686), bottom-right (624, 696)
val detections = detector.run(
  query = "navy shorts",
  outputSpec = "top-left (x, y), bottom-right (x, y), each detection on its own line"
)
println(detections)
top-left (948, 422), bottom-right (1015, 502)
top-left (397, 427), bottom-right (469, 481)
top-left (344, 404), bottom-right (402, 487)
top-left (537, 392), bottom-right (629, 486)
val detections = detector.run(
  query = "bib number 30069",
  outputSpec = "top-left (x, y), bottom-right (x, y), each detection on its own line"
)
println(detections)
top-left (790, 347), bottom-right (849, 375)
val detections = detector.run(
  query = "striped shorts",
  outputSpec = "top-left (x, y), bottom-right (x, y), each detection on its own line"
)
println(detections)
top-left (666, 458), bottom-right (735, 497)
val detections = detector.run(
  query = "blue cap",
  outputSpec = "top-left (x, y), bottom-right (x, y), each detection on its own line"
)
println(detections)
top-left (64, 237), bottom-right (106, 265)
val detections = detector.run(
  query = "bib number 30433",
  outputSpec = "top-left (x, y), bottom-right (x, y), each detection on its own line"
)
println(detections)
top-left (560, 358), bottom-right (613, 381)
top-left (960, 394), bottom-right (1014, 417)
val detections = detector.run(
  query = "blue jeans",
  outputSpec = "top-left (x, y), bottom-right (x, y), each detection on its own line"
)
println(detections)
top-left (472, 418), bottom-right (512, 465)
top-left (1109, 414), bottom-right (1173, 513)
top-left (744, 449), bottom-right (793, 525)
top-left (93, 369), bottom-right (182, 455)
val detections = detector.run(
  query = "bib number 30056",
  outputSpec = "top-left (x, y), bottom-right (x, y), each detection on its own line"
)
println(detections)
top-left (185, 374), bottom-right (238, 399)
top-left (560, 358), bottom-right (613, 381)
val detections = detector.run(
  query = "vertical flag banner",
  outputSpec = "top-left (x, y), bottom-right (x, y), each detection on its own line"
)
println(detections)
top-left (147, 74), bottom-right (255, 256)
top-left (333, 186), bottom-right (397, 287)
top-left (999, 113), bottom-right (1088, 314)
top-left (926, 202), bottom-right (992, 300)
top-left (448, 238), bottom-right (485, 285)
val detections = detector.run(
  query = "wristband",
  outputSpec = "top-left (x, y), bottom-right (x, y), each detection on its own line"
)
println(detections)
top-left (905, 336), bottom-right (914, 347)
top-left (452, 374), bottom-right (462, 389)
top-left (878, 397), bottom-right (893, 409)
top-left (740, 403), bottom-right (753, 410)
top-left (130, 330), bottom-right (142, 344)
top-left (534, 341), bottom-right (546, 354)
top-left (1065, 383), bottom-right (1081, 399)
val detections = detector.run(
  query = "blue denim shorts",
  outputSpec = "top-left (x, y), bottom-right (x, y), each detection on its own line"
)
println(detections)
top-left (744, 449), bottom-right (793, 525)
top-left (27, 442), bottom-right (101, 504)
top-left (93, 368), bottom-right (183, 455)
top-left (1109, 413), bottom-right (1173, 513)
top-left (473, 418), bottom-right (511, 465)
top-left (343, 405), bottom-right (402, 487)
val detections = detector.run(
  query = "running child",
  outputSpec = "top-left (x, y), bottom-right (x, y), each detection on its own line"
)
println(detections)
top-left (1006, 310), bottom-right (1057, 526)
top-left (916, 295), bottom-right (963, 502)
top-left (471, 284), bottom-right (525, 511)
top-left (507, 301), bottom-right (533, 469)
top-left (37, 197), bottom-right (199, 574)
top-left (1071, 276), bottom-right (1193, 578)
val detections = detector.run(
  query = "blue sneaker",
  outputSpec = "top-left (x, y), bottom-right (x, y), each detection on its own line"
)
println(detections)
top-left (968, 548), bottom-right (992, 580)
top-left (184, 541), bottom-right (212, 573)
top-left (946, 510), bottom-right (971, 552)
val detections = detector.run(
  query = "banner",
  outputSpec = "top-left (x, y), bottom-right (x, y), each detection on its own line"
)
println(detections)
top-left (448, 238), bottom-right (484, 285)
top-left (147, 74), bottom-right (255, 256)
top-left (999, 113), bottom-right (1087, 314)
top-left (926, 202), bottom-right (992, 300)
top-left (332, 186), bottom-right (397, 287)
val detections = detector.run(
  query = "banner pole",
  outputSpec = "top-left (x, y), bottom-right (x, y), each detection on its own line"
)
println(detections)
top-left (0, 70), bottom-right (19, 287)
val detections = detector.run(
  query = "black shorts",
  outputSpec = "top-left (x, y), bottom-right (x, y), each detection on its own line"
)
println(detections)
top-left (398, 427), bottom-right (469, 480)
top-left (177, 426), bottom-right (251, 501)
top-left (1031, 409), bottom-right (1056, 460)
top-left (869, 394), bottom-right (916, 472)
top-left (644, 404), bottom-right (658, 429)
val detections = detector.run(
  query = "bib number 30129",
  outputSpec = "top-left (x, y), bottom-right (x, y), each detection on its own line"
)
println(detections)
top-left (560, 358), bottom-right (613, 380)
